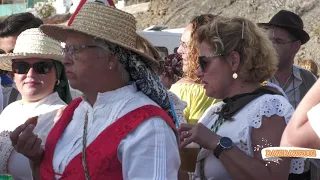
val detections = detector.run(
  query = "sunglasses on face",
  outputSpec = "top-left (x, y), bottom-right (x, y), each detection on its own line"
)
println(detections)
top-left (12, 61), bottom-right (54, 74)
top-left (198, 54), bottom-right (222, 71)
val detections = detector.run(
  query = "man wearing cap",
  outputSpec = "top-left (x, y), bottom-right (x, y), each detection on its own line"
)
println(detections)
top-left (9, 2), bottom-right (179, 180)
top-left (259, 10), bottom-right (317, 180)
top-left (259, 10), bottom-right (317, 110)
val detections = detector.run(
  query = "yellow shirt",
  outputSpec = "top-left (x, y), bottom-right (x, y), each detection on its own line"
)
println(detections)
top-left (170, 83), bottom-right (220, 124)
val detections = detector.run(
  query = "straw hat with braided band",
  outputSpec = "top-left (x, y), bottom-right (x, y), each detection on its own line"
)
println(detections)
top-left (0, 28), bottom-right (63, 71)
top-left (40, 2), bottom-right (162, 74)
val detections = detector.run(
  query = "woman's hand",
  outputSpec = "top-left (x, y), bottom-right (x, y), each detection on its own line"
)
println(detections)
top-left (178, 123), bottom-right (220, 150)
top-left (10, 124), bottom-right (44, 164)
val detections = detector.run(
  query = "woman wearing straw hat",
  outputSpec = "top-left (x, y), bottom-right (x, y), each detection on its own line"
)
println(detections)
top-left (10, 2), bottom-right (179, 180)
top-left (0, 28), bottom-right (72, 180)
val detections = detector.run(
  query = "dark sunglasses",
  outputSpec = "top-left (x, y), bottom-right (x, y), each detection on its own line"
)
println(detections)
top-left (198, 54), bottom-right (222, 70)
top-left (12, 61), bottom-right (54, 74)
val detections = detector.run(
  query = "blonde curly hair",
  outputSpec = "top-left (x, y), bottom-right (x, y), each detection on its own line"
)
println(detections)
top-left (185, 14), bottom-right (216, 83)
top-left (196, 17), bottom-right (278, 83)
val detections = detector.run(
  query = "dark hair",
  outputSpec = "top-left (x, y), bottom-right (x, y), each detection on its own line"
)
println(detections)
top-left (185, 14), bottom-right (216, 83)
top-left (0, 12), bottom-right (43, 37)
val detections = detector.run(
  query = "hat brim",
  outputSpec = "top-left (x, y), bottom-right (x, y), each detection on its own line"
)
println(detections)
top-left (257, 23), bottom-right (310, 44)
top-left (40, 24), bottom-right (163, 74)
top-left (0, 53), bottom-right (64, 71)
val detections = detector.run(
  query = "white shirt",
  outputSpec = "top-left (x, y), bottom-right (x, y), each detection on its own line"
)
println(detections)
top-left (193, 94), bottom-right (304, 179)
top-left (307, 103), bottom-right (320, 138)
top-left (53, 84), bottom-right (180, 180)
top-left (0, 92), bottom-right (66, 180)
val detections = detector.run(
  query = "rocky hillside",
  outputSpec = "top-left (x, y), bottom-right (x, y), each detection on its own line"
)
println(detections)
top-left (132, 0), bottom-right (320, 62)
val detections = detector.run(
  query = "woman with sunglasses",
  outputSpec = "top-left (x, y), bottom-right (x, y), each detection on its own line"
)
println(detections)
top-left (178, 17), bottom-right (304, 179)
top-left (0, 28), bottom-right (71, 180)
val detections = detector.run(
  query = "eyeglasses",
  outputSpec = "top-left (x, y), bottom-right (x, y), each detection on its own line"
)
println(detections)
top-left (62, 45), bottom-right (98, 60)
top-left (12, 61), bottom-right (54, 74)
top-left (198, 54), bottom-right (223, 70)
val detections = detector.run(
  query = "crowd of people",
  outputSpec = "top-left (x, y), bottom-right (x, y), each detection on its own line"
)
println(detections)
top-left (0, 1), bottom-right (319, 180)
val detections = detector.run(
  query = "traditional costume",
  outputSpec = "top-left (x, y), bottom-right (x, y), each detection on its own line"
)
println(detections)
top-left (40, 2), bottom-right (180, 179)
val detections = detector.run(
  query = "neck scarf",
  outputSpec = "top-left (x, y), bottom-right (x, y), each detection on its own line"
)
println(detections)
top-left (210, 86), bottom-right (283, 133)
top-left (219, 86), bottom-right (283, 120)
top-left (53, 60), bottom-right (72, 104)
top-left (106, 43), bottom-right (173, 120)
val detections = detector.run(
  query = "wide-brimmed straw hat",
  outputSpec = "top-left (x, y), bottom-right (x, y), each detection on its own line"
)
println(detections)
top-left (0, 28), bottom-right (63, 71)
top-left (258, 10), bottom-right (310, 44)
top-left (39, 2), bottom-right (161, 73)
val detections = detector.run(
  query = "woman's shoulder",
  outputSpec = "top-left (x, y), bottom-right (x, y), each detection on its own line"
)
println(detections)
top-left (254, 94), bottom-right (292, 109)
top-left (243, 94), bottom-right (294, 128)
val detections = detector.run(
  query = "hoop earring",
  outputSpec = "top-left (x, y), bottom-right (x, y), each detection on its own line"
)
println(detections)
top-left (56, 79), bottom-right (60, 85)
top-left (232, 73), bottom-right (238, 79)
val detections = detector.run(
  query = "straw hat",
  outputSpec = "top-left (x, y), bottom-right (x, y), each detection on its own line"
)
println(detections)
top-left (0, 28), bottom-right (63, 71)
top-left (40, 2), bottom-right (162, 73)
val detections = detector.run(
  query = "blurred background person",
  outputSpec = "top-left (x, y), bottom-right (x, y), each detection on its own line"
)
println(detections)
top-left (160, 53), bottom-right (183, 89)
top-left (298, 59), bottom-right (318, 78)
top-left (259, 10), bottom-right (318, 180)
top-left (136, 34), bottom-right (187, 125)
top-left (171, 14), bottom-right (220, 125)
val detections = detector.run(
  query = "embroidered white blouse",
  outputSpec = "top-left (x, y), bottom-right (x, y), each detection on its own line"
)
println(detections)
top-left (193, 94), bottom-right (305, 180)
top-left (0, 92), bottom-right (66, 180)
top-left (53, 84), bottom-right (180, 180)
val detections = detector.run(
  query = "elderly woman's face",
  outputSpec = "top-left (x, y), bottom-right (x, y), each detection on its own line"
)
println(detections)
top-left (63, 32), bottom-right (111, 92)
top-left (13, 58), bottom-right (56, 103)
top-left (197, 42), bottom-right (233, 99)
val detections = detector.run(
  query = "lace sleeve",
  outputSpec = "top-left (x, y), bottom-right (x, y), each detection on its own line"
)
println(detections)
top-left (248, 95), bottom-right (293, 128)
top-left (247, 94), bottom-right (305, 174)
top-left (0, 131), bottom-right (14, 174)
top-left (168, 91), bottom-right (187, 124)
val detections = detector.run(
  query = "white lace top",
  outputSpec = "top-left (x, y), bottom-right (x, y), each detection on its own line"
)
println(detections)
top-left (193, 94), bottom-right (305, 180)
